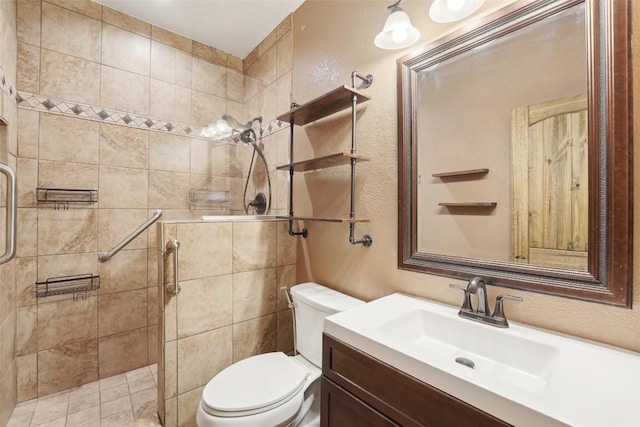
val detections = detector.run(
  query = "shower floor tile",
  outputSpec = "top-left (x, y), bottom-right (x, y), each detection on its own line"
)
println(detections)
top-left (7, 365), bottom-right (160, 427)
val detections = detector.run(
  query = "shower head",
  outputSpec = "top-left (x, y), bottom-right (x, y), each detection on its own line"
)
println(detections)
top-left (223, 115), bottom-right (263, 145)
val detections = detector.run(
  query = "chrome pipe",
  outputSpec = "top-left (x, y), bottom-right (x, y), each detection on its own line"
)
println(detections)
top-left (287, 111), bottom-right (308, 238)
top-left (351, 71), bottom-right (373, 89)
top-left (348, 87), bottom-right (372, 247)
top-left (288, 120), bottom-right (294, 217)
top-left (98, 209), bottom-right (163, 262)
top-left (0, 163), bottom-right (16, 265)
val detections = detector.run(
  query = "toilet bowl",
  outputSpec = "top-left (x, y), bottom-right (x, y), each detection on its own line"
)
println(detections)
top-left (196, 282), bottom-right (364, 427)
top-left (197, 353), bottom-right (320, 427)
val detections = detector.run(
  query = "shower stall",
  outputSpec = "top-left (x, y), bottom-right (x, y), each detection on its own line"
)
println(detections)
top-left (4, 3), bottom-right (297, 426)
top-left (11, 68), bottom-right (292, 393)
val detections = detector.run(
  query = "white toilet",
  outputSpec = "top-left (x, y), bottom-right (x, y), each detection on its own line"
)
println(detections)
top-left (196, 282), bottom-right (364, 427)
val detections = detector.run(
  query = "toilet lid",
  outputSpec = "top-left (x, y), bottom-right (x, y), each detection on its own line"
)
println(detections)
top-left (202, 352), bottom-right (308, 416)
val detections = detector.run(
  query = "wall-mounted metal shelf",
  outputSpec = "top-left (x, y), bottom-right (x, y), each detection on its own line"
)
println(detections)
top-left (277, 85), bottom-right (371, 126)
top-left (277, 216), bottom-right (370, 223)
top-left (278, 72), bottom-right (374, 246)
top-left (438, 202), bottom-right (497, 207)
top-left (276, 152), bottom-right (370, 172)
top-left (432, 168), bottom-right (489, 178)
top-left (35, 274), bottom-right (100, 299)
top-left (36, 188), bottom-right (98, 209)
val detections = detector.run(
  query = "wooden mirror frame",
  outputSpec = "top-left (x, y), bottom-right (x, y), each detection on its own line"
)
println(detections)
top-left (397, 0), bottom-right (632, 306)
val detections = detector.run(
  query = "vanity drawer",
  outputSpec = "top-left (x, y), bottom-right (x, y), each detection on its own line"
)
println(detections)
top-left (322, 376), bottom-right (399, 427)
top-left (322, 333), bottom-right (511, 427)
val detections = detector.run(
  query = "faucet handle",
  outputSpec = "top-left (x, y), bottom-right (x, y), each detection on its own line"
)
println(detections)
top-left (493, 294), bottom-right (523, 321)
top-left (497, 294), bottom-right (523, 303)
top-left (449, 284), bottom-right (472, 311)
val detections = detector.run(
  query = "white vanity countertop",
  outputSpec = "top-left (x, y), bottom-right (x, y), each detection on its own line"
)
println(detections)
top-left (323, 293), bottom-right (640, 427)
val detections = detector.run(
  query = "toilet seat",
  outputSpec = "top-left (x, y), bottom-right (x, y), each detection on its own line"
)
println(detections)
top-left (201, 352), bottom-right (309, 417)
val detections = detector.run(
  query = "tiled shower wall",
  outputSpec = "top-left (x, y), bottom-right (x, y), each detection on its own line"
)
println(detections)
top-left (158, 219), bottom-right (297, 427)
top-left (14, 0), bottom-right (293, 402)
top-left (0, 1), bottom-right (18, 425)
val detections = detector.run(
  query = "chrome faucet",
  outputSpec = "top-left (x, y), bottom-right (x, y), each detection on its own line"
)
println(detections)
top-left (466, 277), bottom-right (489, 315)
top-left (450, 277), bottom-right (522, 328)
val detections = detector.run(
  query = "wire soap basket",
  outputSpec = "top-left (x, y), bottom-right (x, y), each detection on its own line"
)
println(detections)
top-left (36, 188), bottom-right (98, 210)
top-left (35, 274), bottom-right (100, 300)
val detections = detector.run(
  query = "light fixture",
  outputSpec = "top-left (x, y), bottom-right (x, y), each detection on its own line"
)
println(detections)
top-left (429, 0), bottom-right (485, 23)
top-left (199, 118), bottom-right (233, 139)
top-left (374, 0), bottom-right (420, 50)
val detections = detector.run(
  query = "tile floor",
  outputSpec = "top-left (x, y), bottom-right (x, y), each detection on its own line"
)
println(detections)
top-left (7, 365), bottom-right (161, 427)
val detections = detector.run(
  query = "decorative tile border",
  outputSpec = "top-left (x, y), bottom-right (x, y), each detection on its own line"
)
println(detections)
top-left (263, 118), bottom-right (290, 138)
top-left (16, 91), bottom-right (289, 142)
top-left (0, 65), bottom-right (17, 104)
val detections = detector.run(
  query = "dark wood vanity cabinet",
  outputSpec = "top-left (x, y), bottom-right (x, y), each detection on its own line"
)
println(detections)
top-left (321, 334), bottom-right (512, 427)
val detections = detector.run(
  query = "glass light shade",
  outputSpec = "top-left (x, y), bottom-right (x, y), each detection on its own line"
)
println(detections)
top-left (200, 125), bottom-right (215, 138)
top-left (200, 117), bottom-right (235, 139)
top-left (215, 118), bottom-right (232, 133)
top-left (374, 6), bottom-right (420, 50)
top-left (429, 0), bottom-right (485, 23)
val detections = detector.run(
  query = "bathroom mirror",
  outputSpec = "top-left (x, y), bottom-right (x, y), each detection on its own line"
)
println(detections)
top-left (398, 0), bottom-right (632, 305)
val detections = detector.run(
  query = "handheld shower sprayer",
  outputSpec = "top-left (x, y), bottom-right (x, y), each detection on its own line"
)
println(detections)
top-left (203, 114), bottom-right (271, 215)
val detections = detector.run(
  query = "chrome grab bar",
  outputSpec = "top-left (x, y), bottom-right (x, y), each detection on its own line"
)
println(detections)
top-left (98, 209), bottom-right (163, 262)
top-left (0, 163), bottom-right (16, 265)
top-left (166, 239), bottom-right (181, 296)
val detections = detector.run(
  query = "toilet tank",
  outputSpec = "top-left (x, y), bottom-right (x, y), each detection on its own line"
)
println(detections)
top-left (290, 282), bottom-right (364, 367)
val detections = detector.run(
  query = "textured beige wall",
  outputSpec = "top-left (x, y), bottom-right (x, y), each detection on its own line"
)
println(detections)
top-left (159, 219), bottom-right (297, 427)
top-left (291, 0), bottom-right (640, 352)
top-left (0, 0), bottom-right (19, 424)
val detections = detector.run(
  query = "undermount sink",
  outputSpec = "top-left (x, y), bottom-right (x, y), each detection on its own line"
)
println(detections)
top-left (323, 293), bottom-right (640, 427)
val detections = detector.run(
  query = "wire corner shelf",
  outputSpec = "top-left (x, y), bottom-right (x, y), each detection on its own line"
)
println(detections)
top-left (36, 188), bottom-right (98, 210)
top-left (35, 274), bottom-right (100, 299)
